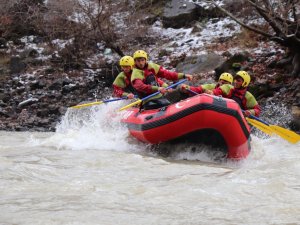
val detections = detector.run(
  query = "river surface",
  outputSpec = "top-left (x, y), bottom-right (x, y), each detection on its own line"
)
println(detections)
top-left (0, 103), bottom-right (299, 225)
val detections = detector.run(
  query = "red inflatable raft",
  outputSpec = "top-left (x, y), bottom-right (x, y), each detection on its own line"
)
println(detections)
top-left (121, 94), bottom-right (251, 159)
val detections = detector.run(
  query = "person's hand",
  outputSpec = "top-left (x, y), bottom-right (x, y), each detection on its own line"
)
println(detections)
top-left (205, 90), bottom-right (213, 95)
top-left (167, 88), bottom-right (173, 93)
top-left (185, 74), bottom-right (193, 81)
top-left (158, 87), bottom-right (167, 94)
top-left (180, 84), bottom-right (190, 93)
top-left (127, 93), bottom-right (134, 99)
top-left (243, 110), bottom-right (251, 117)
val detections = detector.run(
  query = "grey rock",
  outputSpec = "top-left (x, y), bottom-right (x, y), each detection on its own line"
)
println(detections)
top-left (18, 98), bottom-right (39, 108)
top-left (176, 53), bottom-right (225, 74)
top-left (162, 0), bottom-right (200, 28)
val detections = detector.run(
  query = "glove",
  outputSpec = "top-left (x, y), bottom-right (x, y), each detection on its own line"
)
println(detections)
top-left (127, 93), bottom-right (134, 99)
top-left (243, 110), bottom-right (251, 117)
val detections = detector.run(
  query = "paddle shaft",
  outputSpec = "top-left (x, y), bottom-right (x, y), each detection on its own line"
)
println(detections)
top-left (103, 96), bottom-right (128, 103)
top-left (140, 79), bottom-right (188, 102)
top-left (71, 96), bottom-right (129, 109)
top-left (187, 89), bottom-right (199, 95)
top-left (119, 79), bottom-right (188, 111)
top-left (187, 86), bottom-right (299, 143)
top-left (247, 114), bottom-right (269, 126)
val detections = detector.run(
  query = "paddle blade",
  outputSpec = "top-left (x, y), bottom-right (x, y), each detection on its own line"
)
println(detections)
top-left (119, 99), bottom-right (142, 111)
top-left (246, 118), bottom-right (273, 135)
top-left (270, 125), bottom-right (300, 144)
top-left (71, 101), bottom-right (104, 109)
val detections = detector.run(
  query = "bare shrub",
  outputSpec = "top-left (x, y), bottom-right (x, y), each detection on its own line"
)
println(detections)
top-left (0, 0), bottom-right (45, 39)
top-left (1, 0), bottom-right (160, 71)
top-left (35, 0), bottom-right (154, 59)
top-left (208, 0), bottom-right (300, 77)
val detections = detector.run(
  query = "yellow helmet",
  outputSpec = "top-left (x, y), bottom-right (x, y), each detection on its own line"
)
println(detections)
top-left (119, 56), bottom-right (134, 69)
top-left (236, 71), bottom-right (251, 87)
top-left (133, 50), bottom-right (148, 60)
top-left (219, 72), bottom-right (233, 84)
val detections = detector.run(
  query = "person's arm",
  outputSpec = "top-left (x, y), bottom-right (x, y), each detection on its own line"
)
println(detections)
top-left (201, 83), bottom-right (216, 91)
top-left (113, 73), bottom-right (127, 97)
top-left (212, 87), bottom-right (223, 96)
top-left (147, 62), bottom-right (192, 81)
top-left (157, 66), bottom-right (193, 81)
top-left (113, 84), bottom-right (127, 98)
top-left (132, 79), bottom-right (159, 94)
top-left (157, 78), bottom-right (168, 88)
top-left (156, 66), bottom-right (179, 80)
top-left (244, 104), bottom-right (261, 117)
top-left (243, 104), bottom-right (261, 117)
top-left (244, 93), bottom-right (261, 117)
top-left (180, 84), bottom-right (203, 95)
top-left (253, 104), bottom-right (261, 117)
top-left (190, 86), bottom-right (204, 94)
top-left (212, 84), bottom-right (233, 96)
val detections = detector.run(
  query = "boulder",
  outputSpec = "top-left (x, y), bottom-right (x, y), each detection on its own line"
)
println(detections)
top-left (176, 53), bottom-right (225, 75)
top-left (162, 0), bottom-right (222, 28)
top-left (162, 0), bottom-right (201, 28)
top-left (214, 52), bottom-right (250, 79)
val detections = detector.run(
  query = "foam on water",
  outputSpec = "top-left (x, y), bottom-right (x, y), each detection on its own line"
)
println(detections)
top-left (20, 100), bottom-right (299, 165)
top-left (0, 103), bottom-right (299, 225)
top-left (9, 101), bottom-right (140, 154)
top-left (49, 101), bottom-right (142, 152)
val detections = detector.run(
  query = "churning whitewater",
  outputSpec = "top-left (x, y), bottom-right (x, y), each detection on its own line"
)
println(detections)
top-left (0, 101), bottom-right (299, 225)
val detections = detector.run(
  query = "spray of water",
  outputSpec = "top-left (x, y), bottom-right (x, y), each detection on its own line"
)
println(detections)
top-left (42, 101), bottom-right (141, 152)
top-left (251, 101), bottom-right (293, 138)
top-left (24, 100), bottom-right (297, 164)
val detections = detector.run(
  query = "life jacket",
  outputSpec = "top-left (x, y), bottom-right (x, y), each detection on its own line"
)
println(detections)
top-left (123, 80), bottom-right (137, 95)
top-left (113, 71), bottom-right (137, 96)
top-left (136, 73), bottom-right (160, 98)
top-left (230, 88), bottom-right (247, 109)
top-left (213, 84), bottom-right (260, 116)
top-left (132, 63), bottom-right (161, 99)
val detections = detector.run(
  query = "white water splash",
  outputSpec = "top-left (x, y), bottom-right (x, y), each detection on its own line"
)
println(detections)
top-left (16, 100), bottom-right (298, 165)
top-left (18, 101), bottom-right (141, 153)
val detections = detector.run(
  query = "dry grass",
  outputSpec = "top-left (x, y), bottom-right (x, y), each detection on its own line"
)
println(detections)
top-left (233, 28), bottom-right (264, 48)
top-left (205, 27), bottom-right (267, 52)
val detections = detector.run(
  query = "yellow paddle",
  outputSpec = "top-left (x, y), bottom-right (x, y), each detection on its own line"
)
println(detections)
top-left (71, 97), bottom-right (128, 109)
top-left (269, 124), bottom-right (300, 144)
top-left (188, 88), bottom-right (300, 144)
top-left (247, 114), bottom-right (300, 144)
top-left (119, 79), bottom-right (188, 111)
top-left (245, 117), bottom-right (273, 136)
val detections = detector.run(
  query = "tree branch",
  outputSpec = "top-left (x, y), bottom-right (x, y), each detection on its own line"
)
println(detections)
top-left (247, 0), bottom-right (284, 36)
top-left (207, 0), bottom-right (273, 38)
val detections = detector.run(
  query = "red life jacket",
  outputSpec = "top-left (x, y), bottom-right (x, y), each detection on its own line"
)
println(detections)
top-left (229, 88), bottom-right (247, 109)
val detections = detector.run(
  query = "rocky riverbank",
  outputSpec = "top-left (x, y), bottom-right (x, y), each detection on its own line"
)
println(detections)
top-left (1, 46), bottom-right (299, 132)
top-left (0, 0), bottom-right (299, 133)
